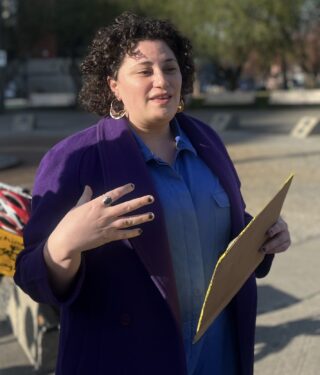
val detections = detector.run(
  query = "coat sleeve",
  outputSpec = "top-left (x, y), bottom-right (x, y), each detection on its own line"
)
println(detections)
top-left (14, 139), bottom-right (88, 307)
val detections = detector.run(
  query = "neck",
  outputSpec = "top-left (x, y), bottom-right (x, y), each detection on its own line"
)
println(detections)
top-left (129, 120), bottom-right (172, 144)
top-left (129, 119), bottom-right (176, 165)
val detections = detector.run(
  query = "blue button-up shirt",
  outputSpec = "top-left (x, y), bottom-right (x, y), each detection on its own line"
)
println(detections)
top-left (131, 119), bottom-right (238, 375)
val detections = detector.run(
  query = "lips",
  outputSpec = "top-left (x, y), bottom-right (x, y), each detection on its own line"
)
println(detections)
top-left (149, 93), bottom-right (172, 100)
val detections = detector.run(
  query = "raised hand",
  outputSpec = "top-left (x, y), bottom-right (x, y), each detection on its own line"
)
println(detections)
top-left (47, 183), bottom-right (155, 258)
top-left (43, 183), bottom-right (155, 294)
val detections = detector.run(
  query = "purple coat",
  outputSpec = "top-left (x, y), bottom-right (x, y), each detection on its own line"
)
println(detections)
top-left (14, 113), bottom-right (273, 374)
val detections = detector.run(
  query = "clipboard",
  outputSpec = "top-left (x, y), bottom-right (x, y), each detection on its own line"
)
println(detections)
top-left (193, 174), bottom-right (294, 343)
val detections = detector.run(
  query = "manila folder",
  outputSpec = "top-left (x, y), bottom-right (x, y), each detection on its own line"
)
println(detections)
top-left (193, 174), bottom-right (294, 343)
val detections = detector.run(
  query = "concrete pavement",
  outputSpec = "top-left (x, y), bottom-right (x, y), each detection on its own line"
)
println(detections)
top-left (0, 107), bottom-right (319, 374)
top-left (225, 132), bottom-right (320, 375)
top-left (254, 237), bottom-right (320, 375)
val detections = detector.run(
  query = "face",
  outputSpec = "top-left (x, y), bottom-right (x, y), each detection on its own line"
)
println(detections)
top-left (108, 40), bottom-right (182, 130)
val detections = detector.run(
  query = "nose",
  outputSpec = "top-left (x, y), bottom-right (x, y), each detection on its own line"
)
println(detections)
top-left (154, 69), bottom-right (168, 88)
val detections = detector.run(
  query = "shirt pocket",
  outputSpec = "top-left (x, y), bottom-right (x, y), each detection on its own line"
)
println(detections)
top-left (210, 188), bottom-right (231, 251)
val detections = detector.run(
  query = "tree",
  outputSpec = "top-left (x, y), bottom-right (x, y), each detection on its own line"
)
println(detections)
top-left (186, 0), bottom-right (308, 90)
top-left (121, 0), bottom-right (318, 90)
top-left (13, 0), bottom-right (320, 89)
top-left (293, 0), bottom-right (320, 87)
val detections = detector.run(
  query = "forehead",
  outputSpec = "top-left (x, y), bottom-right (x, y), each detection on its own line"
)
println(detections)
top-left (122, 40), bottom-right (177, 66)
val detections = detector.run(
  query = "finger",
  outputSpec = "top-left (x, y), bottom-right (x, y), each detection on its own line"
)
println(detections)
top-left (99, 183), bottom-right (135, 207)
top-left (76, 185), bottom-right (93, 207)
top-left (260, 233), bottom-right (291, 253)
top-left (261, 239), bottom-right (291, 254)
top-left (113, 228), bottom-right (143, 241)
top-left (112, 212), bottom-right (155, 229)
top-left (272, 239), bottom-right (291, 253)
top-left (110, 195), bottom-right (154, 217)
top-left (266, 218), bottom-right (287, 238)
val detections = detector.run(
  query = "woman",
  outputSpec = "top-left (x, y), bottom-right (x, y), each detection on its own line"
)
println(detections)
top-left (14, 12), bottom-right (290, 375)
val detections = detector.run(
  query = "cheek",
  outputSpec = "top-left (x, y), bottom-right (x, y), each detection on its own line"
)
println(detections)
top-left (119, 81), bottom-right (149, 105)
top-left (175, 76), bottom-right (182, 95)
top-left (175, 74), bottom-right (182, 93)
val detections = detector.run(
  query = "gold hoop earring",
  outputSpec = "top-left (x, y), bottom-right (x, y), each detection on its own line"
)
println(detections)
top-left (110, 99), bottom-right (126, 120)
top-left (177, 98), bottom-right (184, 113)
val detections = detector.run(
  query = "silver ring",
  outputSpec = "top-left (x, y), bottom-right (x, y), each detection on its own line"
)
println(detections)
top-left (103, 195), bottom-right (113, 206)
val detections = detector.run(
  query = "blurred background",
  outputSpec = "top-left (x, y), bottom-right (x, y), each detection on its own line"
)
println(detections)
top-left (0, 0), bottom-right (319, 111)
top-left (0, 1), bottom-right (320, 374)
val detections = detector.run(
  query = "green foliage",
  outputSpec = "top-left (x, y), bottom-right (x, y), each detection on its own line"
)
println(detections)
top-left (125, 0), bottom-right (319, 88)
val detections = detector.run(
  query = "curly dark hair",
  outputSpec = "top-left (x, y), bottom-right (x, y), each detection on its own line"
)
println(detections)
top-left (78, 12), bottom-right (195, 116)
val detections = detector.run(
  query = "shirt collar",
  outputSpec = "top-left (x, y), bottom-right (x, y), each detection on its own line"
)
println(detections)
top-left (171, 117), bottom-right (197, 155)
top-left (131, 117), bottom-right (197, 163)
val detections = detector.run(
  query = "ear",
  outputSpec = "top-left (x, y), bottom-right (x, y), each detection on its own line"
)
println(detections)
top-left (107, 77), bottom-right (120, 100)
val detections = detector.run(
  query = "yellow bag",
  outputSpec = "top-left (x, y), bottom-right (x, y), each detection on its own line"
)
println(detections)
top-left (0, 228), bottom-right (24, 277)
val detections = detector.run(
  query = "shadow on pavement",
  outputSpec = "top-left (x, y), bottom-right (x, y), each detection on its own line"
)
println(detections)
top-left (0, 319), bottom-right (12, 339)
top-left (0, 365), bottom-right (36, 374)
top-left (255, 316), bottom-right (320, 362)
top-left (257, 285), bottom-right (300, 315)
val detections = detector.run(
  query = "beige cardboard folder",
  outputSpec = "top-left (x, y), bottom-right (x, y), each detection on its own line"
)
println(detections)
top-left (193, 174), bottom-right (294, 343)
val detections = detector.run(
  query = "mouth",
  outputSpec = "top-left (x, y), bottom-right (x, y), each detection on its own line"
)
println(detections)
top-left (149, 94), bottom-right (173, 104)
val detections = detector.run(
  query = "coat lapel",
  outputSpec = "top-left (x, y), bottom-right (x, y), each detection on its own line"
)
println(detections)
top-left (96, 117), bottom-right (181, 325)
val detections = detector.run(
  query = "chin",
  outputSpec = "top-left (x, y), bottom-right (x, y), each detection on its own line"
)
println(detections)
top-left (152, 108), bottom-right (176, 122)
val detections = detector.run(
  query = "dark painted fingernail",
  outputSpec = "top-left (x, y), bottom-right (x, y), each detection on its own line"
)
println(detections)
top-left (148, 213), bottom-right (154, 220)
top-left (148, 196), bottom-right (154, 203)
top-left (130, 183), bottom-right (135, 189)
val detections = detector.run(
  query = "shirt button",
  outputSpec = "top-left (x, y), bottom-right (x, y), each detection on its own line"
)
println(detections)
top-left (119, 313), bottom-right (131, 326)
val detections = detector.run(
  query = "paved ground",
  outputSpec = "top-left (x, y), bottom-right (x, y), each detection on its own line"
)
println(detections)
top-left (225, 133), bottom-right (320, 375)
top-left (0, 107), bottom-right (319, 374)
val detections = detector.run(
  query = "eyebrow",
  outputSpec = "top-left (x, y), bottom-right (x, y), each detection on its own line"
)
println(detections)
top-left (133, 58), bottom-right (178, 66)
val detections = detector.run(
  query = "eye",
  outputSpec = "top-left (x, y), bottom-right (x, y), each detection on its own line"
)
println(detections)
top-left (164, 66), bottom-right (178, 73)
top-left (138, 70), bottom-right (152, 76)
